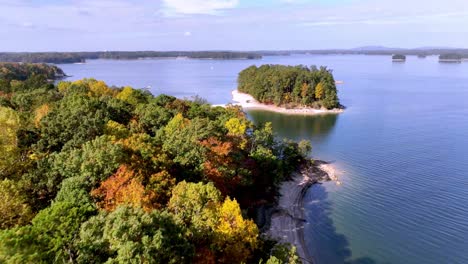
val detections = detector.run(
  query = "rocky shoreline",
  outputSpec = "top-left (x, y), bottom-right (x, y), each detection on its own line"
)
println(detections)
top-left (264, 160), bottom-right (338, 264)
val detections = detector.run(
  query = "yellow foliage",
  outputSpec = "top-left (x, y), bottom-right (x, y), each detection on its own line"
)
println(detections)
top-left (315, 81), bottom-right (325, 100)
top-left (0, 179), bottom-right (33, 229)
top-left (0, 107), bottom-right (19, 173)
top-left (215, 197), bottom-right (259, 263)
top-left (225, 117), bottom-right (247, 136)
top-left (301, 83), bottom-right (308, 98)
top-left (104, 120), bottom-right (129, 140)
top-left (0, 106), bottom-right (19, 153)
top-left (164, 113), bottom-right (188, 134)
top-left (57, 81), bottom-right (71, 93)
top-left (88, 80), bottom-right (114, 97)
top-left (34, 104), bottom-right (50, 128)
top-left (116, 86), bottom-right (137, 104)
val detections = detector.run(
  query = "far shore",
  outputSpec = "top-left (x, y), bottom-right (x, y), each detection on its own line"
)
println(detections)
top-left (265, 160), bottom-right (339, 264)
top-left (230, 90), bottom-right (344, 115)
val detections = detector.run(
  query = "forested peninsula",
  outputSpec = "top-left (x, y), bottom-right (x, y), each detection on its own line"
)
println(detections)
top-left (0, 63), bottom-right (326, 263)
top-left (0, 51), bottom-right (262, 64)
top-left (238, 65), bottom-right (342, 110)
top-left (0, 62), bottom-right (66, 81)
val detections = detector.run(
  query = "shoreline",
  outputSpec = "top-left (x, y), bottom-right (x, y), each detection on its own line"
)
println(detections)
top-left (231, 90), bottom-right (343, 115)
top-left (265, 160), bottom-right (339, 264)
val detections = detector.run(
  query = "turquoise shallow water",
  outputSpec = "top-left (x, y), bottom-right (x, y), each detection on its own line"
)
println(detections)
top-left (59, 55), bottom-right (468, 264)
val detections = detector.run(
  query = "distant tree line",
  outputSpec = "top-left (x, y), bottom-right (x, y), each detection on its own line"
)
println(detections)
top-left (238, 64), bottom-right (341, 109)
top-left (254, 48), bottom-right (468, 58)
top-left (0, 51), bottom-right (262, 64)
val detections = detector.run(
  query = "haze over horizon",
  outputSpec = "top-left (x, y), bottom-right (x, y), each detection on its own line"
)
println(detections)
top-left (2, 0), bottom-right (468, 52)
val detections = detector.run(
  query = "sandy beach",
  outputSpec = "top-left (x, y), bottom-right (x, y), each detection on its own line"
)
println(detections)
top-left (231, 90), bottom-right (343, 115)
top-left (265, 160), bottom-right (338, 264)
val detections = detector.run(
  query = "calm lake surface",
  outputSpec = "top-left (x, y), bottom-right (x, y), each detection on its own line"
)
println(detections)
top-left (59, 55), bottom-right (468, 264)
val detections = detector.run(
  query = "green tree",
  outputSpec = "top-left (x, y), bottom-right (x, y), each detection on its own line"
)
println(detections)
top-left (0, 201), bottom-right (95, 263)
top-left (37, 95), bottom-right (111, 152)
top-left (77, 206), bottom-right (194, 264)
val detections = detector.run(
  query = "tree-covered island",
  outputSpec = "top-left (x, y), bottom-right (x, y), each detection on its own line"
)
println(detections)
top-left (0, 63), bottom-right (322, 263)
top-left (439, 53), bottom-right (463, 62)
top-left (237, 65), bottom-right (342, 110)
top-left (392, 54), bottom-right (406, 62)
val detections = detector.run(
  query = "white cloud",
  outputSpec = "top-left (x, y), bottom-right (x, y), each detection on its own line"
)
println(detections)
top-left (184, 31), bottom-right (192, 36)
top-left (162, 0), bottom-right (239, 15)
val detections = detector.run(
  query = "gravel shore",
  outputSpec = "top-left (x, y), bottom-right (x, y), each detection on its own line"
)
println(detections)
top-left (265, 160), bottom-right (338, 264)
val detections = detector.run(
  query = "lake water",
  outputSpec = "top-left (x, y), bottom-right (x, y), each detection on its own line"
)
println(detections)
top-left (58, 55), bottom-right (468, 264)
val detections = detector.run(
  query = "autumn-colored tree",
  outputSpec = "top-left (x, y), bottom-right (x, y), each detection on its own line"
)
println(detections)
top-left (168, 182), bottom-right (260, 263)
top-left (116, 86), bottom-right (148, 105)
top-left (0, 179), bottom-right (33, 229)
top-left (315, 81), bottom-right (324, 100)
top-left (225, 117), bottom-right (247, 137)
top-left (0, 106), bottom-right (19, 175)
top-left (225, 116), bottom-right (250, 151)
top-left (91, 165), bottom-right (152, 211)
top-left (33, 103), bottom-right (50, 127)
top-left (201, 137), bottom-right (238, 195)
top-left (168, 181), bottom-right (221, 233)
top-left (87, 79), bottom-right (114, 97)
top-left (104, 120), bottom-right (129, 140)
top-left (57, 81), bottom-right (70, 93)
top-left (214, 197), bottom-right (259, 263)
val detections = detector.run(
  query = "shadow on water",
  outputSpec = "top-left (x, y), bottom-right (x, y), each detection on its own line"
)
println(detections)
top-left (305, 184), bottom-right (384, 264)
top-left (246, 111), bottom-right (339, 141)
top-left (245, 111), bottom-right (384, 263)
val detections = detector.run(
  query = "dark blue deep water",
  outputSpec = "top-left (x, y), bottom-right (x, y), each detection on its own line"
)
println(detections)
top-left (59, 55), bottom-right (468, 264)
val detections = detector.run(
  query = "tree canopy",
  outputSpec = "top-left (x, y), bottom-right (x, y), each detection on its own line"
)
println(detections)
top-left (0, 64), bottom-right (306, 263)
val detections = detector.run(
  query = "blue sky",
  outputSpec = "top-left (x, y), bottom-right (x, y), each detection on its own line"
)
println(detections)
top-left (1, 0), bottom-right (468, 51)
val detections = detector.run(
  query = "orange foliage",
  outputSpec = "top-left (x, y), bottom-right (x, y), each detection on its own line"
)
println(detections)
top-left (91, 165), bottom-right (153, 211)
top-left (192, 246), bottom-right (216, 264)
top-left (201, 137), bottom-right (240, 195)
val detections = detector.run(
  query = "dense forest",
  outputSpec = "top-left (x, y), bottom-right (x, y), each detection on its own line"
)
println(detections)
top-left (0, 64), bottom-right (310, 263)
top-left (0, 51), bottom-right (262, 64)
top-left (238, 65), bottom-right (341, 109)
top-left (0, 63), bottom-right (65, 81)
